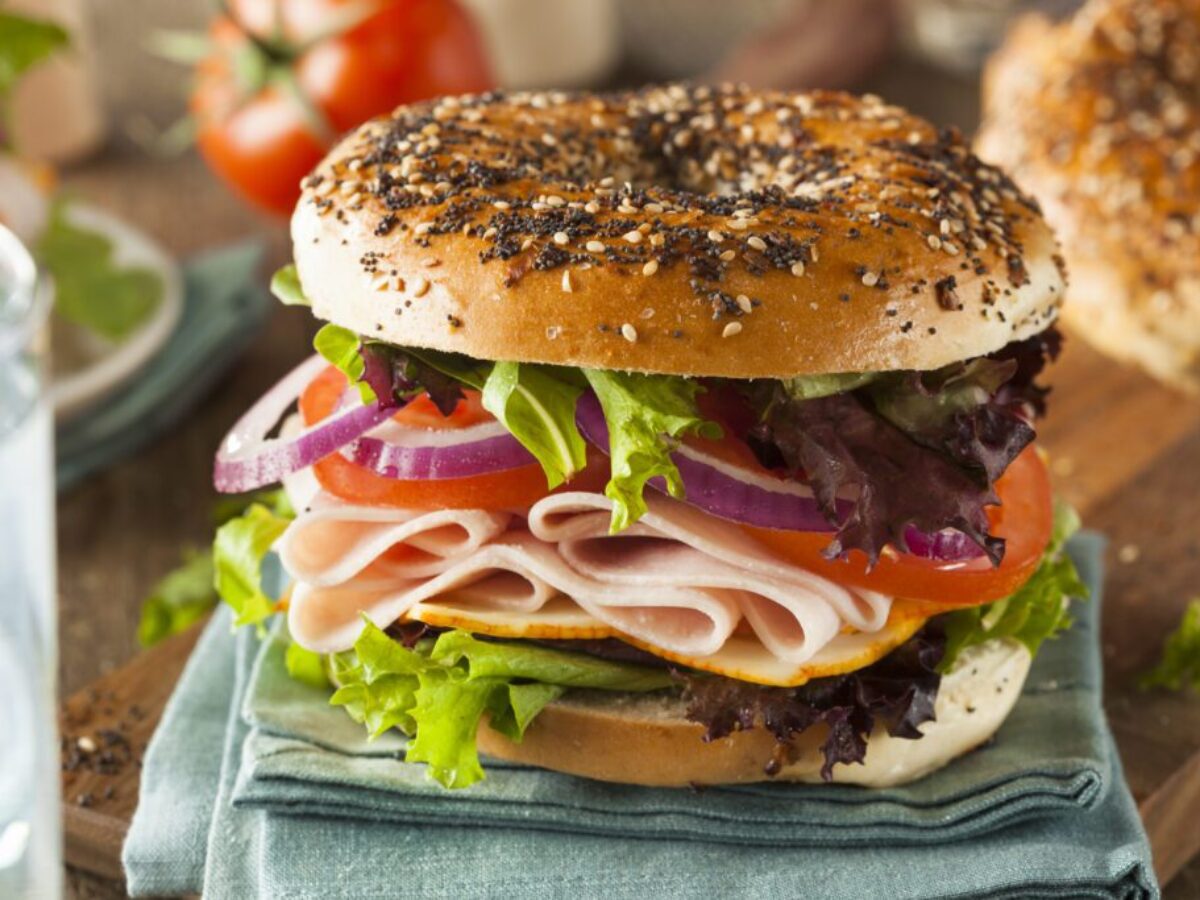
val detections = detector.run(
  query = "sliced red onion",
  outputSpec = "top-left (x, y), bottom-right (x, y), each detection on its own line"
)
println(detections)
top-left (213, 355), bottom-right (392, 493)
top-left (344, 418), bottom-right (536, 480)
top-left (575, 391), bottom-right (984, 562)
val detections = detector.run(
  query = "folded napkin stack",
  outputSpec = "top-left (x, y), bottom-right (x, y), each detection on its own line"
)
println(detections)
top-left (123, 533), bottom-right (1159, 899)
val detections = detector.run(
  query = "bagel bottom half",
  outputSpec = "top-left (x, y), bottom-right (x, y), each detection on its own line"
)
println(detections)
top-left (476, 639), bottom-right (1032, 788)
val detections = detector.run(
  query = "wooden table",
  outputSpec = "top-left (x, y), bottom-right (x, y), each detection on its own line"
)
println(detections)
top-left (56, 61), bottom-right (1199, 898)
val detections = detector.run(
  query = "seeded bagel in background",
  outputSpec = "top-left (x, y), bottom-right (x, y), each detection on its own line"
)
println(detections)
top-left (292, 84), bottom-right (1066, 378)
top-left (978, 0), bottom-right (1200, 393)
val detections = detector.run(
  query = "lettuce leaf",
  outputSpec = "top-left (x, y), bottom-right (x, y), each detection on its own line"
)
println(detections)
top-left (780, 372), bottom-right (877, 400)
top-left (213, 499), bottom-right (294, 630)
top-left (1140, 599), bottom-right (1200, 693)
top-left (136, 548), bottom-right (216, 647)
top-left (481, 362), bottom-right (587, 488)
top-left (314, 323), bottom-right (375, 404)
top-left (139, 490), bottom-right (293, 646)
top-left (0, 11), bottom-right (68, 101)
top-left (330, 621), bottom-right (672, 788)
top-left (38, 204), bottom-right (164, 341)
top-left (748, 330), bottom-right (1059, 565)
top-left (939, 500), bottom-right (1086, 672)
top-left (582, 369), bottom-right (721, 532)
top-left (269, 264), bottom-right (310, 306)
top-left (679, 624), bottom-right (945, 780)
top-left (285, 639), bottom-right (331, 689)
top-left (359, 342), bottom-right (469, 414)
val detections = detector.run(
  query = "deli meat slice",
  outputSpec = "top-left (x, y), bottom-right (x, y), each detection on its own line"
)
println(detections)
top-left (279, 498), bottom-right (511, 587)
top-left (282, 486), bottom-right (893, 667)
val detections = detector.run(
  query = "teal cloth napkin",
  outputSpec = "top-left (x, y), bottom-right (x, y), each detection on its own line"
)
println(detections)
top-left (123, 534), bottom-right (1159, 899)
top-left (56, 242), bottom-right (269, 491)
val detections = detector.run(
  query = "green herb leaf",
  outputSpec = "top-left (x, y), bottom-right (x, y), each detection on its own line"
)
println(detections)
top-left (331, 620), bottom-right (671, 788)
top-left (406, 346), bottom-right (491, 390)
top-left (213, 501), bottom-right (293, 630)
top-left (313, 323), bottom-right (375, 403)
top-left (940, 500), bottom-right (1087, 672)
top-left (136, 549), bottom-right (216, 647)
top-left (285, 639), bottom-right (331, 689)
top-left (429, 629), bottom-right (673, 691)
top-left (582, 369), bottom-right (721, 532)
top-left (779, 372), bottom-right (877, 401)
top-left (1140, 600), bottom-right (1200, 693)
top-left (0, 11), bottom-right (68, 99)
top-left (37, 205), bottom-right (164, 341)
top-left (481, 362), bottom-right (587, 488)
top-left (269, 264), bottom-right (310, 306)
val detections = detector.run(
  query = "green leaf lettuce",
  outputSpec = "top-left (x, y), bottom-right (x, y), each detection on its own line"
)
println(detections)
top-left (1140, 599), bottom-right (1200, 693)
top-left (940, 500), bottom-right (1087, 672)
top-left (330, 620), bottom-right (672, 788)
top-left (582, 369), bottom-right (720, 532)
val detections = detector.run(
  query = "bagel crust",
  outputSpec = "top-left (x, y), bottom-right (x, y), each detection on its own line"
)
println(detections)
top-left (978, 0), bottom-right (1200, 391)
top-left (293, 85), bottom-right (1065, 378)
top-left (476, 639), bottom-right (1032, 787)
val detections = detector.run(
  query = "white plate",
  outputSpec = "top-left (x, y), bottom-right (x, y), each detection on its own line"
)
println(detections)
top-left (49, 204), bottom-right (184, 421)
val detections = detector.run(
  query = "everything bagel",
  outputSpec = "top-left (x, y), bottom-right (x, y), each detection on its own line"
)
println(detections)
top-left (978, 0), bottom-right (1200, 391)
top-left (293, 85), bottom-right (1066, 377)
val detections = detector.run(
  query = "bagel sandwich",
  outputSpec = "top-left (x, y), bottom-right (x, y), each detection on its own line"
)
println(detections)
top-left (213, 85), bottom-right (1085, 789)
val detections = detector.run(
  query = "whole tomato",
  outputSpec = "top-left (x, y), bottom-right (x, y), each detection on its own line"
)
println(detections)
top-left (190, 0), bottom-right (493, 215)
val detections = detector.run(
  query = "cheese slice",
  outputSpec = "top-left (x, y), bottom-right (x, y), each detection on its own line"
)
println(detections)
top-left (407, 596), bottom-right (931, 687)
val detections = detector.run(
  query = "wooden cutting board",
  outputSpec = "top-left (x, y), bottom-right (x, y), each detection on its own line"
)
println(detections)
top-left (58, 339), bottom-right (1200, 888)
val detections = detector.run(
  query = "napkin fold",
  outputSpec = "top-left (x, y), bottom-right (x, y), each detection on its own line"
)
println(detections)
top-left (56, 242), bottom-right (269, 491)
top-left (124, 534), bottom-right (1159, 899)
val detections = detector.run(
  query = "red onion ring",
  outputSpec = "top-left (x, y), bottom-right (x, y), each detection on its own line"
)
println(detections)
top-left (574, 391), bottom-right (984, 562)
top-left (213, 355), bottom-right (392, 493)
top-left (344, 418), bottom-right (536, 480)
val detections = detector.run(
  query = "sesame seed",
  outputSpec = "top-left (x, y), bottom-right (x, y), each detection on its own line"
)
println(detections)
top-left (927, 234), bottom-right (942, 250)
top-left (940, 219), bottom-right (951, 236)
top-left (77, 736), bottom-right (97, 753)
top-left (722, 321), bottom-right (743, 338)
top-left (413, 222), bottom-right (432, 236)
top-left (561, 269), bottom-right (573, 292)
top-left (422, 258), bottom-right (441, 268)
top-left (719, 249), bottom-right (736, 262)
top-left (411, 276), bottom-right (430, 297)
top-left (545, 195), bottom-right (566, 207)
top-left (943, 241), bottom-right (960, 255)
top-left (586, 240), bottom-right (605, 253)
top-left (621, 323), bottom-right (638, 342)
top-left (623, 230), bottom-right (644, 244)
top-left (584, 201), bottom-right (600, 214)
top-left (483, 227), bottom-right (498, 240)
top-left (493, 201), bottom-right (511, 210)
top-left (707, 230), bottom-right (725, 244)
top-left (644, 202), bottom-right (664, 214)
top-left (649, 233), bottom-right (665, 247)
top-left (729, 219), bottom-right (749, 231)
top-left (790, 261), bottom-right (806, 276)
top-left (747, 236), bottom-right (767, 251)
top-left (642, 259), bottom-right (659, 276)
top-left (809, 245), bottom-right (819, 262)
top-left (735, 294), bottom-right (753, 313)
top-left (861, 271), bottom-right (879, 287)
top-left (553, 231), bottom-right (570, 246)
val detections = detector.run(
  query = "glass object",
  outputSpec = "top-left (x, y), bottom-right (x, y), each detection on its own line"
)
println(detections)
top-left (0, 224), bottom-right (60, 898)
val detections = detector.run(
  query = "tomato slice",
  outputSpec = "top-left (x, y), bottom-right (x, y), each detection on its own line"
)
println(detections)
top-left (299, 367), bottom-right (605, 509)
top-left (741, 447), bottom-right (1054, 606)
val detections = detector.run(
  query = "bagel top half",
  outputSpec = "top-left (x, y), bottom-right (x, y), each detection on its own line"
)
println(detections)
top-left (292, 85), bottom-right (1065, 378)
